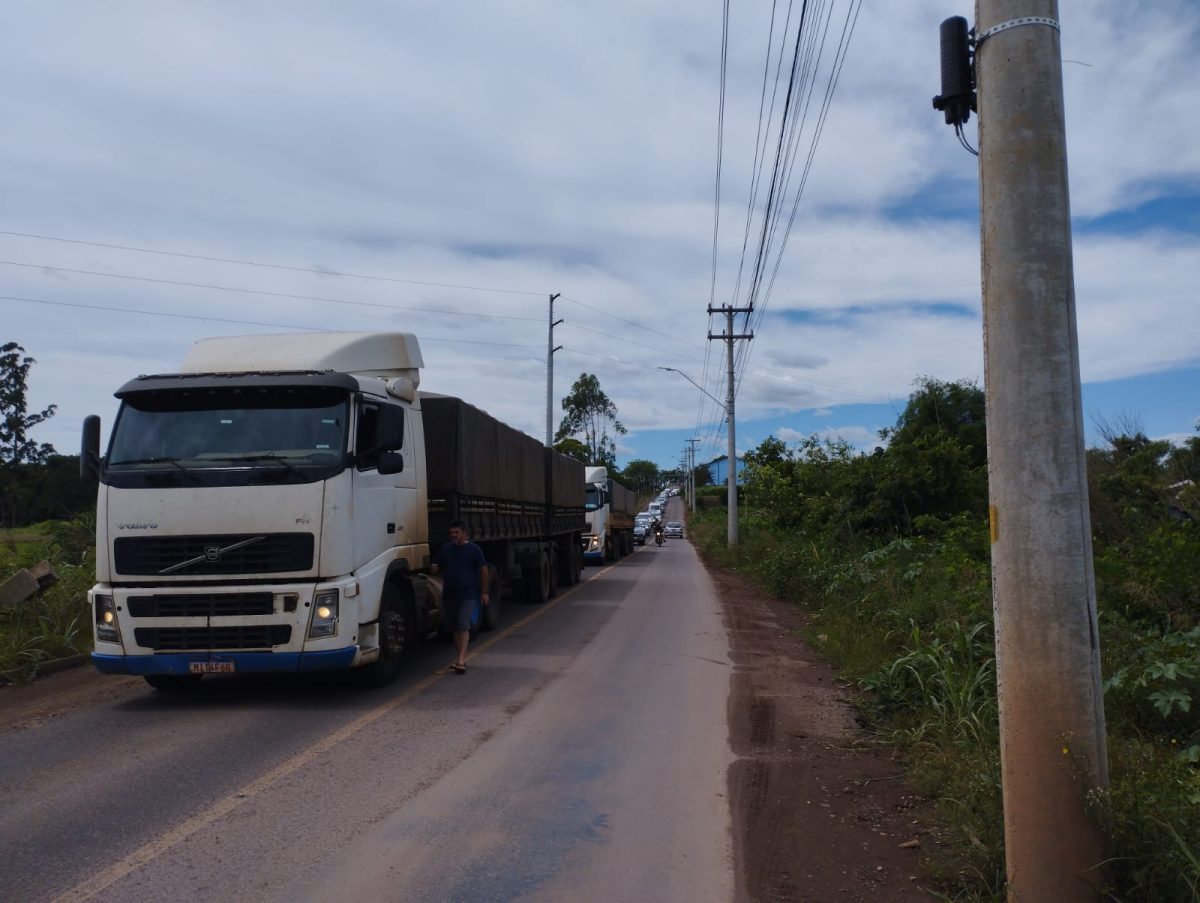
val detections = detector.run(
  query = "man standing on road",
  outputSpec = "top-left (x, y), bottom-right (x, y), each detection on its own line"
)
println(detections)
top-left (430, 519), bottom-right (489, 674)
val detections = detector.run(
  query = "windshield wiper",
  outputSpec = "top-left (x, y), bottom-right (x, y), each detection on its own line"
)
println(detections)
top-left (223, 453), bottom-right (303, 476)
top-left (108, 456), bottom-right (190, 472)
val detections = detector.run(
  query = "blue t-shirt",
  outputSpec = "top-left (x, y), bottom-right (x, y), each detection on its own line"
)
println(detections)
top-left (434, 541), bottom-right (487, 602)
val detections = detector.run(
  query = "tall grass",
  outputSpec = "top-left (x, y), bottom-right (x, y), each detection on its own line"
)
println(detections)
top-left (690, 504), bottom-right (1200, 901)
top-left (0, 511), bottom-right (95, 680)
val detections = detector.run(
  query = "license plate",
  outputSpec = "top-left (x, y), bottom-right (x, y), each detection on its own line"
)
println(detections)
top-left (189, 661), bottom-right (235, 674)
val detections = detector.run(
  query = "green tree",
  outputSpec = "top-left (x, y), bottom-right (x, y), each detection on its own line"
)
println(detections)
top-left (1, 342), bottom-right (57, 465)
top-left (881, 376), bottom-right (987, 468)
top-left (623, 459), bottom-right (660, 494)
top-left (693, 463), bottom-right (713, 487)
top-left (554, 373), bottom-right (626, 467)
top-left (553, 437), bottom-right (591, 464)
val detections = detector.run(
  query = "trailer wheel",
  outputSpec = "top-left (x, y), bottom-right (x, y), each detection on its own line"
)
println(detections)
top-left (547, 548), bottom-right (559, 598)
top-left (481, 564), bottom-right (502, 631)
top-left (144, 674), bottom-right (202, 692)
top-left (571, 544), bottom-right (583, 584)
top-left (363, 581), bottom-right (414, 687)
top-left (524, 551), bottom-right (551, 604)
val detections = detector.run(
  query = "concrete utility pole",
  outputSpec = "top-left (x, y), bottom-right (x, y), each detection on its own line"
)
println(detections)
top-left (545, 293), bottom-right (562, 447)
top-left (687, 437), bottom-right (700, 514)
top-left (975, 1), bottom-right (1109, 898)
top-left (708, 305), bottom-right (752, 546)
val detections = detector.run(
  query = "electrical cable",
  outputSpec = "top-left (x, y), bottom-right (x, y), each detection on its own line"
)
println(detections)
top-left (560, 295), bottom-right (704, 350)
top-left (0, 228), bottom-right (544, 296)
top-left (0, 260), bottom-right (543, 322)
top-left (708, 0), bottom-right (731, 313)
top-left (737, 0), bottom-right (863, 394)
top-left (0, 294), bottom-right (543, 349)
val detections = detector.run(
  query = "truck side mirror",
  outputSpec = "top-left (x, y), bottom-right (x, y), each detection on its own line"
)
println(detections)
top-left (378, 450), bottom-right (404, 475)
top-left (81, 415), bottom-right (101, 480)
top-left (374, 406), bottom-right (405, 452)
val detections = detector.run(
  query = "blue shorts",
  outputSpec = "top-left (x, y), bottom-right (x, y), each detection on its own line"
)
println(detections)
top-left (442, 596), bottom-right (481, 632)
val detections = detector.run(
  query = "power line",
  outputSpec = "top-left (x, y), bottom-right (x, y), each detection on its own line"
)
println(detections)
top-left (738, 0), bottom-right (863, 392)
top-left (561, 321), bottom-right (705, 365)
top-left (0, 260), bottom-right (544, 322)
top-left (709, 0), bottom-right (731, 312)
top-left (0, 229), bottom-right (710, 356)
top-left (0, 228), bottom-right (544, 296)
top-left (0, 294), bottom-right (543, 349)
top-left (559, 295), bottom-right (704, 350)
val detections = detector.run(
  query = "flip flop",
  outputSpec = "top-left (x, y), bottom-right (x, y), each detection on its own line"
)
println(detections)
top-left (452, 662), bottom-right (467, 674)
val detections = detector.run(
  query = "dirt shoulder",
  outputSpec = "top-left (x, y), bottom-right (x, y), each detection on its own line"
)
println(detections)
top-left (712, 562), bottom-right (938, 902)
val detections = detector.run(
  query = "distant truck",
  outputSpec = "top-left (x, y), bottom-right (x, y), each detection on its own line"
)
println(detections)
top-left (581, 466), bottom-right (636, 564)
top-left (81, 332), bottom-right (586, 689)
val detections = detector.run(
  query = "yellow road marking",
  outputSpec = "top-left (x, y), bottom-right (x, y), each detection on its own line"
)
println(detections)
top-left (53, 561), bottom-right (619, 903)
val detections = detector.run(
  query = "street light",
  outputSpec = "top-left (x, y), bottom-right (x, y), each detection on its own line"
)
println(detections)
top-left (658, 367), bottom-right (736, 545)
top-left (658, 367), bottom-right (724, 406)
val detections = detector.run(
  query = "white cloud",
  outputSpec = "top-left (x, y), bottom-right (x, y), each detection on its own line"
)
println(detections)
top-left (1, 0), bottom-right (1196, 465)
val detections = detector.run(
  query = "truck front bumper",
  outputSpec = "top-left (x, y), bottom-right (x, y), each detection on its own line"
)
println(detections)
top-left (91, 646), bottom-right (359, 675)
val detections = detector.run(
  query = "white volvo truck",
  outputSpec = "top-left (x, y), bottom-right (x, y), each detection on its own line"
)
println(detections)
top-left (581, 466), bottom-right (636, 564)
top-left (83, 332), bottom-right (585, 689)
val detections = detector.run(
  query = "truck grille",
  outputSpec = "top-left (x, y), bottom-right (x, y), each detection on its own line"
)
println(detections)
top-left (128, 593), bottom-right (275, 617)
top-left (114, 533), bottom-right (314, 576)
top-left (134, 626), bottom-right (292, 651)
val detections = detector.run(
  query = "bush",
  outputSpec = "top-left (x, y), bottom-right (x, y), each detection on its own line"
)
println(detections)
top-left (690, 382), bottom-right (1200, 901)
top-left (0, 510), bottom-right (95, 681)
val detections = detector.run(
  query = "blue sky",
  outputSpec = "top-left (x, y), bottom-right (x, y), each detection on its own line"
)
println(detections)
top-left (2, 1), bottom-right (1197, 475)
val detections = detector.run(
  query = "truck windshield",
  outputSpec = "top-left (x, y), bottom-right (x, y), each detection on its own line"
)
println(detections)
top-left (107, 387), bottom-right (349, 483)
top-left (585, 487), bottom-right (603, 511)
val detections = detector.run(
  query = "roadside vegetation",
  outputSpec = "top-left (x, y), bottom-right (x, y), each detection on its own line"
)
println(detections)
top-left (1, 341), bottom-right (96, 682)
top-left (690, 377), bottom-right (1200, 901)
top-left (0, 512), bottom-right (95, 681)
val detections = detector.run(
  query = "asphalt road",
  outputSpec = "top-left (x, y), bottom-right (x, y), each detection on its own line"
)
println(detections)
top-left (0, 501), bottom-right (734, 902)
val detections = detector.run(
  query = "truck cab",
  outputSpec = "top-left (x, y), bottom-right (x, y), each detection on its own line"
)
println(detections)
top-left (85, 333), bottom-right (432, 688)
top-left (86, 332), bottom-right (586, 690)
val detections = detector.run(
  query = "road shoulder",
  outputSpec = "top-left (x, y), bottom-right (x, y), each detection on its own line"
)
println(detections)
top-left (710, 561), bottom-right (937, 902)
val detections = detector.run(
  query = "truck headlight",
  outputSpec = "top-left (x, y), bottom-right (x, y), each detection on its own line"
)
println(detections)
top-left (586, 535), bottom-right (601, 551)
top-left (94, 594), bottom-right (121, 643)
top-left (308, 589), bottom-right (340, 638)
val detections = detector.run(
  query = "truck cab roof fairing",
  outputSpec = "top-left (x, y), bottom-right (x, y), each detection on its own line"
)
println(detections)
top-left (181, 332), bottom-right (424, 388)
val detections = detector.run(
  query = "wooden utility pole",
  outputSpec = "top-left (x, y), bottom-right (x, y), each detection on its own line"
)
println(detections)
top-left (975, 1), bottom-right (1109, 898)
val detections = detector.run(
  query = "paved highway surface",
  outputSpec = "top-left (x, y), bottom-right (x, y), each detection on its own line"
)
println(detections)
top-left (0, 500), bottom-right (734, 902)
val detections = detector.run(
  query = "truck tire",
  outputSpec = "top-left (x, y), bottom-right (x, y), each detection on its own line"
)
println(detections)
top-left (557, 542), bottom-right (575, 587)
top-left (524, 551), bottom-right (551, 604)
top-left (571, 544), bottom-right (582, 584)
top-left (363, 581), bottom-right (415, 687)
top-left (481, 564), bottom-right (502, 631)
top-left (144, 674), bottom-right (203, 692)
top-left (547, 549), bottom-right (559, 598)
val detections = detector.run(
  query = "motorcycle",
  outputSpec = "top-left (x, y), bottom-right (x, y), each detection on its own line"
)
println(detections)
top-left (654, 528), bottom-right (665, 546)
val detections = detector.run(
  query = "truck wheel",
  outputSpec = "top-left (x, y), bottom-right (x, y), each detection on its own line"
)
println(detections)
top-left (481, 564), bottom-right (502, 631)
top-left (547, 549), bottom-right (559, 598)
top-left (556, 543), bottom-right (574, 587)
top-left (364, 582), bottom-right (414, 687)
top-left (144, 674), bottom-right (202, 692)
top-left (571, 545), bottom-right (582, 584)
top-left (524, 551), bottom-right (551, 604)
